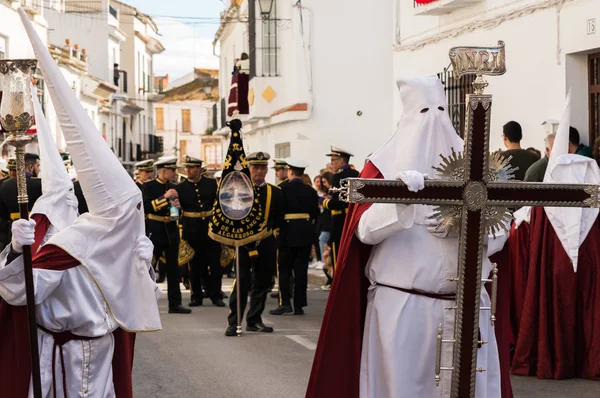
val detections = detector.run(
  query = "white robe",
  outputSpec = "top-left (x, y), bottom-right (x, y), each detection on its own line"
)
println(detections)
top-left (0, 246), bottom-right (118, 398)
top-left (356, 203), bottom-right (506, 398)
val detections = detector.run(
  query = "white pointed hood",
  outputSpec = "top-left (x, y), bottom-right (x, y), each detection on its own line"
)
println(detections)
top-left (542, 91), bottom-right (600, 271)
top-left (369, 76), bottom-right (464, 179)
top-left (369, 76), bottom-right (464, 223)
top-left (30, 85), bottom-right (78, 233)
top-left (20, 8), bottom-right (161, 331)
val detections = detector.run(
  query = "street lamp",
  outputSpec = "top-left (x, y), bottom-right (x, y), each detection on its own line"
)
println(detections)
top-left (258, 0), bottom-right (275, 20)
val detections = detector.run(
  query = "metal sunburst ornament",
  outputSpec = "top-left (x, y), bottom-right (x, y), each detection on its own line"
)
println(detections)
top-left (430, 148), bottom-right (518, 237)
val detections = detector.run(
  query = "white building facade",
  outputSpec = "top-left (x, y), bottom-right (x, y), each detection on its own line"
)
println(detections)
top-left (155, 69), bottom-right (221, 170)
top-left (394, 0), bottom-right (600, 152)
top-left (114, 0), bottom-right (164, 170)
top-left (215, 0), bottom-right (395, 179)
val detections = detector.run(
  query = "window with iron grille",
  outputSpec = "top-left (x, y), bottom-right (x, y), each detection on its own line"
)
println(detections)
top-left (260, 2), bottom-right (279, 77)
top-left (248, 0), bottom-right (279, 78)
top-left (437, 69), bottom-right (475, 138)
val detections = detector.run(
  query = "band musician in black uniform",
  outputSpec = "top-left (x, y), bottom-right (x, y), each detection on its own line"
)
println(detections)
top-left (270, 158), bottom-right (319, 315)
top-left (225, 151), bottom-right (283, 336)
top-left (176, 155), bottom-right (224, 307)
top-left (134, 159), bottom-right (155, 190)
top-left (273, 158), bottom-right (289, 187)
top-left (270, 158), bottom-right (288, 298)
top-left (0, 153), bottom-right (43, 251)
top-left (142, 156), bottom-right (191, 314)
top-left (321, 146), bottom-right (359, 279)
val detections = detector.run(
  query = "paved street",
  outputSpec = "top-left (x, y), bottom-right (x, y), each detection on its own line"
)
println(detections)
top-left (133, 278), bottom-right (600, 398)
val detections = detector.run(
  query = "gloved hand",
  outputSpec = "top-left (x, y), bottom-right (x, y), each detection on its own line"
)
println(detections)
top-left (423, 217), bottom-right (450, 239)
top-left (135, 236), bottom-right (154, 263)
top-left (395, 170), bottom-right (427, 193)
top-left (11, 219), bottom-right (36, 253)
top-left (66, 192), bottom-right (79, 209)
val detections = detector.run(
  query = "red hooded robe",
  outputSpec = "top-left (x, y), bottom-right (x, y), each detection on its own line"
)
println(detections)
top-left (0, 214), bottom-right (136, 397)
top-left (510, 207), bottom-right (600, 380)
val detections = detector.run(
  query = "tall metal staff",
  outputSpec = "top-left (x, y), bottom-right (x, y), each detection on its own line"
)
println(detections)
top-left (0, 58), bottom-right (42, 398)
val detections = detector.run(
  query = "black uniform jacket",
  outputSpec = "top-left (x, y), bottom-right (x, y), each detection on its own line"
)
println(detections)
top-left (142, 178), bottom-right (179, 245)
top-left (279, 178), bottom-right (320, 248)
top-left (248, 182), bottom-right (283, 254)
top-left (323, 166), bottom-right (359, 243)
top-left (73, 180), bottom-right (89, 214)
top-left (175, 177), bottom-right (218, 243)
top-left (0, 176), bottom-right (43, 221)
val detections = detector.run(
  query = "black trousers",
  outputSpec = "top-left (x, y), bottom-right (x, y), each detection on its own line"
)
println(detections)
top-left (278, 246), bottom-right (311, 309)
top-left (152, 242), bottom-right (182, 308)
top-left (228, 247), bottom-right (276, 326)
top-left (188, 239), bottom-right (221, 302)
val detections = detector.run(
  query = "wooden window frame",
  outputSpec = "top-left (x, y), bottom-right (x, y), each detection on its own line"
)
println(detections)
top-left (589, 53), bottom-right (600, 146)
top-left (181, 109), bottom-right (191, 133)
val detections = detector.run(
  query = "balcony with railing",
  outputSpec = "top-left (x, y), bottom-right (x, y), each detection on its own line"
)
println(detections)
top-left (20, 0), bottom-right (43, 14)
top-left (413, 0), bottom-right (482, 16)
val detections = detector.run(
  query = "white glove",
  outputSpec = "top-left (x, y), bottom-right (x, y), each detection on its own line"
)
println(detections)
top-left (11, 219), bottom-right (36, 253)
top-left (66, 192), bottom-right (79, 209)
top-left (135, 236), bottom-right (154, 263)
top-left (395, 170), bottom-right (427, 193)
top-left (424, 217), bottom-right (452, 239)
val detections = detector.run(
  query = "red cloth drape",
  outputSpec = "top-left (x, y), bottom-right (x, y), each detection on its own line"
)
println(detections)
top-left (306, 161), bottom-right (379, 398)
top-left (227, 73), bottom-right (249, 117)
top-left (511, 207), bottom-right (600, 380)
top-left (307, 162), bottom-right (513, 397)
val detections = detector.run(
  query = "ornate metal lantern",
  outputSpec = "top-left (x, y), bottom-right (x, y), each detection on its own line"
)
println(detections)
top-left (0, 58), bottom-right (43, 398)
top-left (258, 0), bottom-right (275, 19)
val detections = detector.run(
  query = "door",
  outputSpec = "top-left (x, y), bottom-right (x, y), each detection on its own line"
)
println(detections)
top-left (589, 52), bottom-right (600, 146)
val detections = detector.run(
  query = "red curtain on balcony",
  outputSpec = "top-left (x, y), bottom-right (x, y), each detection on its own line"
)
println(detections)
top-left (227, 72), bottom-right (249, 117)
top-left (415, 0), bottom-right (438, 4)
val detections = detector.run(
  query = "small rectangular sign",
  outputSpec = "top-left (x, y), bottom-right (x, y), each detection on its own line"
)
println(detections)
top-left (588, 19), bottom-right (596, 35)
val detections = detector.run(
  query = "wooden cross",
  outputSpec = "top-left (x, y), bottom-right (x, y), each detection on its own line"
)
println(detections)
top-left (333, 41), bottom-right (599, 398)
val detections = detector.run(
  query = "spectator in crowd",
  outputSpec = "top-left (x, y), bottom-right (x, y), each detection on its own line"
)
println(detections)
top-left (313, 175), bottom-right (322, 192)
top-left (501, 121), bottom-right (540, 180)
top-left (568, 127), bottom-right (593, 158)
top-left (302, 174), bottom-right (313, 186)
top-left (524, 133), bottom-right (555, 182)
top-left (317, 172), bottom-right (334, 288)
top-left (526, 147), bottom-right (541, 158)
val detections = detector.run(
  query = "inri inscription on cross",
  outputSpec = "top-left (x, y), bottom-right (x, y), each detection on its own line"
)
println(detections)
top-left (332, 41), bottom-right (599, 398)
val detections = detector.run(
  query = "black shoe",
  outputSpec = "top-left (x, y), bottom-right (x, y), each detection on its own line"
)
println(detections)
top-left (188, 300), bottom-right (203, 307)
top-left (212, 299), bottom-right (226, 307)
top-left (225, 325), bottom-right (238, 337)
top-left (270, 292), bottom-right (279, 299)
top-left (168, 305), bottom-right (192, 314)
top-left (269, 305), bottom-right (293, 315)
top-left (246, 322), bottom-right (274, 333)
top-left (294, 308), bottom-right (304, 315)
top-left (183, 281), bottom-right (190, 290)
top-left (156, 275), bottom-right (165, 284)
top-left (220, 291), bottom-right (228, 299)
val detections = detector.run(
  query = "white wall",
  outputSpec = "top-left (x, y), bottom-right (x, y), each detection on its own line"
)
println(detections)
top-left (0, 3), bottom-right (48, 61)
top-left (394, 0), bottom-right (600, 152)
top-left (46, 11), bottom-right (112, 83)
top-left (233, 0), bottom-right (395, 179)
